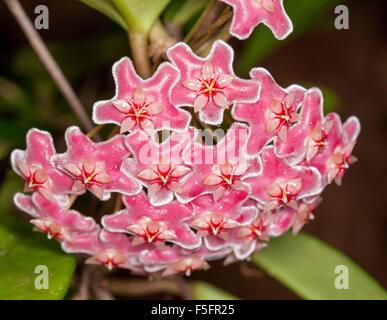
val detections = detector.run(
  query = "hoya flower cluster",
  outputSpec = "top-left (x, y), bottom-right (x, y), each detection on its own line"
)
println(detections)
top-left (11, 4), bottom-right (360, 277)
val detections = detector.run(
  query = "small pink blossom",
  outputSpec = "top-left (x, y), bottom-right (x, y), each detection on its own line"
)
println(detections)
top-left (162, 257), bottom-right (210, 277)
top-left (191, 192), bottom-right (256, 240)
top-left (292, 198), bottom-right (322, 235)
top-left (102, 191), bottom-right (201, 249)
top-left (11, 129), bottom-right (73, 202)
top-left (52, 126), bottom-right (141, 200)
top-left (168, 40), bottom-right (260, 125)
top-left (244, 146), bottom-right (322, 208)
top-left (93, 58), bottom-right (190, 135)
top-left (275, 88), bottom-right (335, 164)
top-left (14, 192), bottom-right (97, 243)
top-left (84, 230), bottom-right (147, 272)
top-left (219, 0), bottom-right (293, 40)
top-left (232, 68), bottom-right (306, 157)
top-left (304, 115), bottom-right (360, 186)
top-left (180, 123), bottom-right (260, 202)
top-left (122, 129), bottom-right (193, 206)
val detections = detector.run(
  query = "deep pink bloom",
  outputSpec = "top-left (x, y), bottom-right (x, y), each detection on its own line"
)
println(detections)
top-left (102, 191), bottom-right (201, 250)
top-left (180, 123), bottom-right (261, 203)
top-left (14, 192), bottom-right (98, 244)
top-left (192, 192), bottom-right (258, 252)
top-left (11, 129), bottom-right (73, 203)
top-left (52, 126), bottom-right (141, 200)
top-left (73, 229), bottom-right (149, 273)
top-left (219, 0), bottom-right (293, 40)
top-left (93, 58), bottom-right (190, 135)
top-left (232, 68), bottom-right (306, 157)
top-left (122, 128), bottom-right (193, 206)
top-left (301, 115), bottom-right (360, 186)
top-left (168, 40), bottom-right (260, 125)
top-left (244, 146), bottom-right (322, 211)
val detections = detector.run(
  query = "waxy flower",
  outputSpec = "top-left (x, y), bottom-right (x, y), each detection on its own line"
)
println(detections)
top-left (191, 192), bottom-right (257, 240)
top-left (102, 192), bottom-right (201, 250)
top-left (82, 230), bottom-right (148, 272)
top-left (180, 123), bottom-right (260, 202)
top-left (275, 88), bottom-right (335, 165)
top-left (245, 146), bottom-right (322, 209)
top-left (11, 129), bottom-right (73, 202)
top-left (52, 126), bottom-right (141, 200)
top-left (11, 35), bottom-right (361, 277)
top-left (219, 0), bottom-right (293, 40)
top-left (292, 198), bottom-right (321, 235)
top-left (122, 129), bottom-right (193, 206)
top-left (162, 257), bottom-right (210, 277)
top-left (233, 68), bottom-right (306, 157)
top-left (93, 58), bottom-right (190, 135)
top-left (303, 115), bottom-right (360, 186)
top-left (14, 192), bottom-right (97, 243)
top-left (168, 41), bottom-right (260, 125)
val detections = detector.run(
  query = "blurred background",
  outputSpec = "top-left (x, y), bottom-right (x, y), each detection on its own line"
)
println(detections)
top-left (0, 0), bottom-right (386, 299)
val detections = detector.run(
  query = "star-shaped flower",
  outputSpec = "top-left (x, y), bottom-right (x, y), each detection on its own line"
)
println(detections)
top-left (92, 57), bottom-right (190, 135)
top-left (304, 115), bottom-right (360, 186)
top-left (52, 126), bottom-right (141, 200)
top-left (232, 68), bottom-right (306, 157)
top-left (191, 192), bottom-right (258, 252)
top-left (102, 191), bottom-right (201, 250)
top-left (167, 40), bottom-right (260, 125)
top-left (179, 123), bottom-right (261, 203)
top-left (11, 129), bottom-right (73, 203)
top-left (122, 128), bottom-right (193, 206)
top-left (83, 230), bottom-right (149, 272)
top-left (244, 146), bottom-right (322, 210)
top-left (14, 192), bottom-right (98, 244)
top-left (219, 0), bottom-right (293, 40)
top-left (139, 245), bottom-right (216, 276)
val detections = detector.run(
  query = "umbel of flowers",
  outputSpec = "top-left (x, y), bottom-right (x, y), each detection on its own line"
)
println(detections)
top-left (11, 4), bottom-right (360, 277)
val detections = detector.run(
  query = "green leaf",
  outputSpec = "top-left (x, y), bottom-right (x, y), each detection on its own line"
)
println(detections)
top-left (238, 0), bottom-right (340, 74)
top-left (192, 281), bottom-right (239, 300)
top-left (112, 0), bottom-right (172, 32)
top-left (0, 171), bottom-right (24, 225)
top-left (78, 0), bottom-right (127, 30)
top-left (252, 232), bottom-right (387, 300)
top-left (0, 224), bottom-right (76, 300)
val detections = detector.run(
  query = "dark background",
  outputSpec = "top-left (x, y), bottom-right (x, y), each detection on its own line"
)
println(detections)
top-left (1, 0), bottom-right (386, 299)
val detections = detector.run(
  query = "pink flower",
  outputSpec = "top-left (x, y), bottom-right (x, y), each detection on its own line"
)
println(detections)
top-left (11, 129), bottom-right (73, 203)
top-left (122, 128), bottom-right (193, 206)
top-left (275, 88), bottom-right (335, 164)
top-left (303, 115), bottom-right (360, 186)
top-left (84, 230), bottom-right (148, 272)
top-left (292, 198), bottom-right (322, 235)
top-left (167, 40), bottom-right (260, 125)
top-left (14, 192), bottom-right (98, 244)
top-left (219, 0), bottom-right (293, 40)
top-left (180, 123), bottom-right (261, 202)
top-left (102, 191), bottom-right (201, 250)
top-left (244, 146), bottom-right (322, 210)
top-left (232, 68), bottom-right (306, 157)
top-left (52, 126), bottom-right (141, 200)
top-left (92, 58), bottom-right (190, 135)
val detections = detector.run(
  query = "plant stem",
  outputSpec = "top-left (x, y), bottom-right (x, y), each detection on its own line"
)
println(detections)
top-left (106, 278), bottom-right (183, 297)
top-left (191, 8), bottom-right (232, 49)
top-left (65, 194), bottom-right (78, 211)
top-left (86, 124), bottom-right (104, 138)
top-left (114, 193), bottom-right (122, 212)
top-left (183, 0), bottom-right (217, 44)
top-left (196, 20), bottom-right (231, 57)
top-left (129, 31), bottom-right (151, 78)
top-left (3, 0), bottom-right (94, 132)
